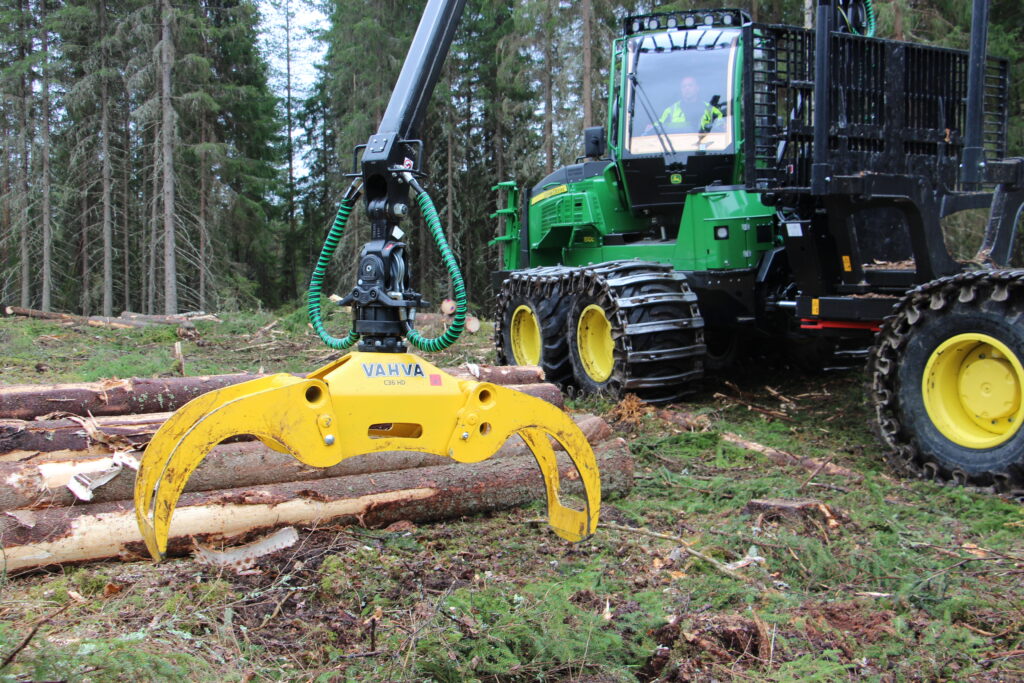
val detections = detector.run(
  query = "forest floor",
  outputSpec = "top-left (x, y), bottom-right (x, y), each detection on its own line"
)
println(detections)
top-left (0, 309), bottom-right (1023, 682)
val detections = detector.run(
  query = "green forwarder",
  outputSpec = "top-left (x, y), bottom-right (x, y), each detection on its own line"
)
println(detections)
top-left (491, 4), bottom-right (1024, 492)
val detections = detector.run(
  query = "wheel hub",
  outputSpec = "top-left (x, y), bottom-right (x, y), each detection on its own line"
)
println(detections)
top-left (577, 304), bottom-right (614, 383)
top-left (510, 305), bottom-right (541, 366)
top-left (923, 333), bottom-right (1024, 449)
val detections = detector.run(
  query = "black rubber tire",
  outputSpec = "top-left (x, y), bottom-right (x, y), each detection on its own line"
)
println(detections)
top-left (566, 291), bottom-right (619, 396)
top-left (869, 271), bottom-right (1024, 492)
top-left (565, 262), bottom-right (705, 404)
top-left (494, 275), bottom-right (572, 386)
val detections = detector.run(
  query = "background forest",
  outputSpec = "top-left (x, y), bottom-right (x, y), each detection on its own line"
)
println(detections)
top-left (1, 0), bottom-right (1022, 317)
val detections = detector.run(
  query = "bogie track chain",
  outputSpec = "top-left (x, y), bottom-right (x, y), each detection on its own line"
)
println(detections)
top-left (868, 268), bottom-right (1024, 496)
top-left (496, 260), bottom-right (706, 403)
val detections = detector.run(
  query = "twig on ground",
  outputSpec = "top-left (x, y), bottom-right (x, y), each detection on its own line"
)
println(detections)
top-left (798, 454), bottom-right (836, 490)
top-left (0, 602), bottom-right (73, 670)
top-left (714, 393), bottom-right (795, 422)
top-left (597, 522), bottom-right (768, 590)
top-left (254, 589), bottom-right (298, 631)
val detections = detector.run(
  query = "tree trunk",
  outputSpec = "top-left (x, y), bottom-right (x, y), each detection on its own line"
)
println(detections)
top-left (79, 193), bottom-right (90, 315)
top-left (97, 0), bottom-right (113, 317)
top-left (0, 441), bottom-right (632, 572)
top-left (446, 118), bottom-right (455, 300)
top-left (147, 125), bottom-right (160, 314)
top-left (40, 0), bottom-right (53, 312)
top-left (284, 0), bottom-right (297, 299)
top-left (581, 0), bottom-right (592, 129)
top-left (122, 106), bottom-right (131, 313)
top-left (18, 0), bottom-right (31, 309)
top-left (199, 119), bottom-right (209, 309)
top-left (543, 2), bottom-right (554, 174)
top-left (160, 0), bottom-right (178, 314)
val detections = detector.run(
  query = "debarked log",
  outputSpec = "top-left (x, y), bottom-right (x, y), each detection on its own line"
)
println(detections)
top-left (0, 382), bottom-right (564, 456)
top-left (0, 438), bottom-right (632, 572)
top-left (0, 414), bottom-right (612, 510)
top-left (0, 366), bottom-right (555, 421)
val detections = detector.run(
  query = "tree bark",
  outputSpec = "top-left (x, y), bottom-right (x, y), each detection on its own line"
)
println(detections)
top-left (160, 0), bottom-right (178, 314)
top-left (0, 439), bottom-right (632, 573)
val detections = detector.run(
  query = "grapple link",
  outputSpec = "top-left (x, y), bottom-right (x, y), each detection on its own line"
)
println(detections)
top-left (134, 352), bottom-right (601, 561)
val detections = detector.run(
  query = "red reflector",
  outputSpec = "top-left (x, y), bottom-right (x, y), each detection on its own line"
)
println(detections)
top-left (429, 374), bottom-right (442, 386)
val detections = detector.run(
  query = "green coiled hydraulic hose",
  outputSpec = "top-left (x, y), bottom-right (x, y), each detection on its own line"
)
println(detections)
top-left (307, 195), bottom-right (361, 350)
top-left (307, 177), bottom-right (466, 353)
top-left (861, 0), bottom-right (876, 37)
top-left (405, 180), bottom-right (467, 352)
top-left (842, 0), bottom-right (876, 36)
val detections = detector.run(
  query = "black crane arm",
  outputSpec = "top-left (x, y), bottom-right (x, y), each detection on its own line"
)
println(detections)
top-left (310, 0), bottom-right (469, 354)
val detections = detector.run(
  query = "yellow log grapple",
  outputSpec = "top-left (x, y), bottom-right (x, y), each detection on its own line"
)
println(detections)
top-left (134, 351), bottom-right (601, 561)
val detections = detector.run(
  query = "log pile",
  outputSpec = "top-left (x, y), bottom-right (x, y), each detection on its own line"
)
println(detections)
top-left (0, 366), bottom-right (632, 573)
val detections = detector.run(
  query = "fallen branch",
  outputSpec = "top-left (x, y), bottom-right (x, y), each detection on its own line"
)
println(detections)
top-left (598, 521), bottom-right (766, 590)
top-left (0, 438), bottom-right (632, 572)
top-left (713, 393), bottom-right (794, 423)
top-left (720, 433), bottom-right (860, 479)
top-left (0, 602), bottom-right (73, 670)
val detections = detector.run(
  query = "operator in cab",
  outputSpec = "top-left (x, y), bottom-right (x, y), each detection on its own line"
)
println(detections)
top-left (658, 75), bottom-right (724, 133)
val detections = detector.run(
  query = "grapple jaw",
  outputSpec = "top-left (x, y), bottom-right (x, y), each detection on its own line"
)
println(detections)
top-left (134, 352), bottom-right (601, 561)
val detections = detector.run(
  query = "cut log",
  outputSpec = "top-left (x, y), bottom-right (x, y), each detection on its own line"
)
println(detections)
top-left (0, 383), bottom-right (564, 453)
top-left (3, 306), bottom-right (160, 330)
top-left (0, 374), bottom-right (267, 421)
top-left (4, 306), bottom-right (77, 321)
top-left (0, 412), bottom-right (170, 454)
top-left (0, 438), bottom-right (632, 573)
top-left (0, 413), bottom-right (611, 510)
top-left (0, 368), bottom-right (555, 421)
top-left (118, 311), bottom-right (221, 324)
top-left (453, 363), bottom-right (545, 384)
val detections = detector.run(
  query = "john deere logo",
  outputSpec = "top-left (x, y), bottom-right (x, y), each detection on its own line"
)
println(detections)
top-left (362, 362), bottom-right (426, 378)
top-left (670, 173), bottom-right (683, 185)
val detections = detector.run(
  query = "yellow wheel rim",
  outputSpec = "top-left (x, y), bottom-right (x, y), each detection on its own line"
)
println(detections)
top-left (923, 333), bottom-right (1024, 449)
top-left (510, 305), bottom-right (542, 366)
top-left (577, 304), bottom-right (614, 383)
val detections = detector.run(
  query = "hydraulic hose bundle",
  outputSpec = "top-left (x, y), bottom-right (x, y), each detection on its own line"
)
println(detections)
top-left (306, 175), bottom-right (467, 352)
